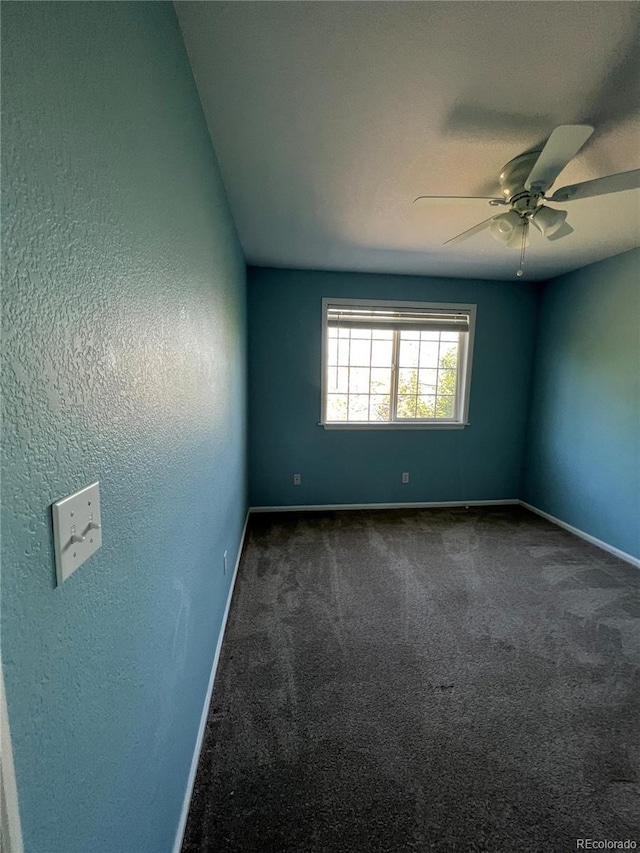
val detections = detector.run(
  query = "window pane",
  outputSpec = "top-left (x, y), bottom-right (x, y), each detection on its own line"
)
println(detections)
top-left (398, 368), bottom-right (419, 395)
top-left (418, 368), bottom-right (437, 393)
top-left (349, 367), bottom-right (370, 393)
top-left (338, 337), bottom-right (350, 363)
top-left (327, 394), bottom-right (348, 420)
top-left (326, 336), bottom-right (338, 366)
top-left (350, 328), bottom-right (372, 340)
top-left (440, 331), bottom-right (459, 342)
top-left (372, 329), bottom-right (393, 340)
top-left (439, 343), bottom-right (458, 368)
top-left (370, 367), bottom-right (391, 394)
top-left (397, 395), bottom-right (417, 418)
top-left (419, 341), bottom-right (439, 367)
top-left (349, 339), bottom-right (372, 366)
top-left (437, 369), bottom-right (457, 397)
top-left (418, 396), bottom-right (436, 418)
top-left (348, 394), bottom-right (369, 420)
top-left (327, 366), bottom-right (349, 393)
top-left (337, 327), bottom-right (350, 338)
top-left (402, 330), bottom-right (420, 340)
top-left (369, 395), bottom-right (390, 421)
top-left (371, 339), bottom-right (393, 367)
top-left (399, 337), bottom-right (419, 368)
top-left (435, 396), bottom-right (455, 418)
top-left (420, 330), bottom-right (440, 342)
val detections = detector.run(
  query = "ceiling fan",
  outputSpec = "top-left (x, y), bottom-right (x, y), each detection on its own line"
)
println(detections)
top-left (415, 125), bottom-right (640, 276)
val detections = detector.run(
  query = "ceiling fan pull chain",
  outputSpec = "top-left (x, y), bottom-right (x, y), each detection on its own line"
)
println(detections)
top-left (516, 221), bottom-right (528, 277)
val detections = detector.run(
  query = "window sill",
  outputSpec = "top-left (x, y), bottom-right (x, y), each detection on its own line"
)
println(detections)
top-left (319, 422), bottom-right (469, 430)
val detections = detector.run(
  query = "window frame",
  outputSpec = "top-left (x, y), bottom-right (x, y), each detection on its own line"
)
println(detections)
top-left (320, 297), bottom-right (476, 430)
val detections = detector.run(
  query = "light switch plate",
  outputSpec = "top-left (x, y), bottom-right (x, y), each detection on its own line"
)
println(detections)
top-left (52, 481), bottom-right (102, 585)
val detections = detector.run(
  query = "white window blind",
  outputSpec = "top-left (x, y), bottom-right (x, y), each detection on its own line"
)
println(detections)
top-left (326, 304), bottom-right (470, 333)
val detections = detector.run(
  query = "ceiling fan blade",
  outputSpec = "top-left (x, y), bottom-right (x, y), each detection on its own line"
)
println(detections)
top-left (443, 216), bottom-right (495, 246)
top-left (414, 195), bottom-right (506, 204)
top-left (524, 125), bottom-right (594, 193)
top-left (548, 169), bottom-right (640, 202)
top-left (545, 220), bottom-right (574, 242)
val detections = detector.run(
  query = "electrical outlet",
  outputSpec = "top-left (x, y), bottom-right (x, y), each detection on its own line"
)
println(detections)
top-left (223, 550), bottom-right (228, 574)
top-left (293, 473), bottom-right (301, 486)
top-left (402, 472), bottom-right (410, 484)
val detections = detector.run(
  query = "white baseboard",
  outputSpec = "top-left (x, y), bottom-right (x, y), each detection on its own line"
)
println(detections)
top-left (172, 510), bottom-right (250, 853)
top-left (250, 499), bottom-right (519, 513)
top-left (519, 501), bottom-right (640, 569)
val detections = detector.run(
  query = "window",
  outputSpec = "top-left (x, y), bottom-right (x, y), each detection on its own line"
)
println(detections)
top-left (321, 299), bottom-right (475, 429)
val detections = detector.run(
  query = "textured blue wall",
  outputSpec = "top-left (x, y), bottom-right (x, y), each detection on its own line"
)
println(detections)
top-left (248, 267), bottom-right (538, 507)
top-left (1, 5), bottom-right (246, 852)
top-left (523, 249), bottom-right (640, 559)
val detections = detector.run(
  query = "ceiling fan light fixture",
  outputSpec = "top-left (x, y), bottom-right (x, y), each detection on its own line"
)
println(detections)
top-left (490, 210), bottom-right (522, 244)
top-left (530, 205), bottom-right (567, 237)
top-left (504, 222), bottom-right (530, 250)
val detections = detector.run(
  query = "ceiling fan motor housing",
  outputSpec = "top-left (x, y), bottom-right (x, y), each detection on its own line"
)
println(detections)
top-left (493, 150), bottom-right (563, 245)
top-left (499, 151), bottom-right (545, 200)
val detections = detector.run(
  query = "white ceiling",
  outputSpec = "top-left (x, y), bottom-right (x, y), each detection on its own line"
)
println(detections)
top-left (176, 1), bottom-right (640, 282)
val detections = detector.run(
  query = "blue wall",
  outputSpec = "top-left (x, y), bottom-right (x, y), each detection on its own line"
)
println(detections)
top-left (1, 5), bottom-right (246, 852)
top-left (248, 267), bottom-right (538, 507)
top-left (523, 249), bottom-right (640, 559)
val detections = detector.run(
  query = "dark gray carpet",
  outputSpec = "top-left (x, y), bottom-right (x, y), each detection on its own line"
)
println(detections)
top-left (182, 506), bottom-right (640, 853)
